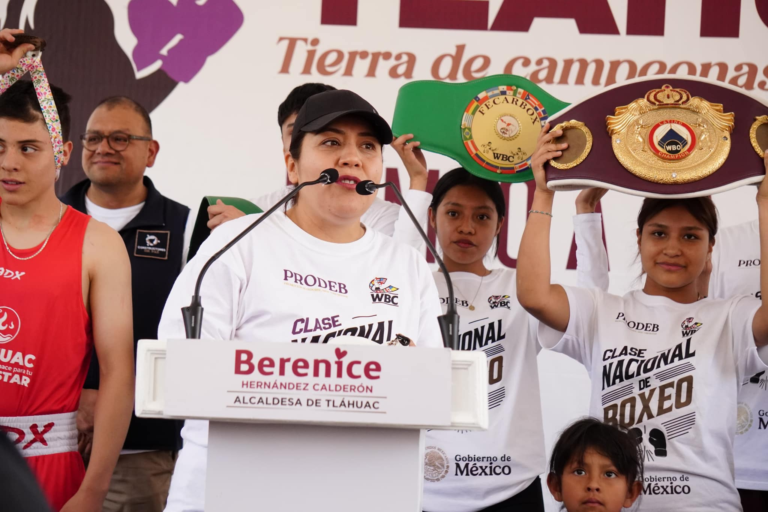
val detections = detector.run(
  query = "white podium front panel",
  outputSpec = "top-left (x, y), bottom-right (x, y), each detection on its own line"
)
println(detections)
top-left (164, 340), bottom-right (453, 428)
top-left (206, 423), bottom-right (426, 512)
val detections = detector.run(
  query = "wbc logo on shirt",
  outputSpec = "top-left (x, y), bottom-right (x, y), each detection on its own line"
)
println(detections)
top-left (369, 277), bottom-right (399, 307)
top-left (0, 306), bottom-right (21, 344)
top-left (488, 295), bottom-right (511, 310)
top-left (681, 317), bottom-right (702, 338)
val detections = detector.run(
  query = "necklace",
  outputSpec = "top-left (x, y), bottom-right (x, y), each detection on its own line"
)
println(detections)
top-left (1, 203), bottom-right (64, 261)
top-left (453, 272), bottom-right (488, 311)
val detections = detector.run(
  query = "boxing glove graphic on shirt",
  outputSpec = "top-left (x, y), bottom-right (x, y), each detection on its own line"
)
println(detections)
top-left (748, 371), bottom-right (767, 389)
top-left (649, 428), bottom-right (668, 457)
top-left (629, 426), bottom-right (668, 459)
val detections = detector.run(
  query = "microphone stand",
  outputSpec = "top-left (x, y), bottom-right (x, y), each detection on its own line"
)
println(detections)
top-left (182, 169), bottom-right (339, 338)
top-left (356, 180), bottom-right (460, 350)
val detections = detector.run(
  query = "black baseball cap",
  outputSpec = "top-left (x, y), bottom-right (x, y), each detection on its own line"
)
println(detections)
top-left (291, 89), bottom-right (393, 146)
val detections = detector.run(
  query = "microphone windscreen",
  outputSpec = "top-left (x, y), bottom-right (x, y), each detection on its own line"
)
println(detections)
top-left (321, 168), bottom-right (339, 184)
top-left (356, 180), bottom-right (375, 195)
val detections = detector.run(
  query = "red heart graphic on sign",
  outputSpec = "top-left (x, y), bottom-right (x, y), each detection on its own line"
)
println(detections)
top-left (335, 347), bottom-right (348, 359)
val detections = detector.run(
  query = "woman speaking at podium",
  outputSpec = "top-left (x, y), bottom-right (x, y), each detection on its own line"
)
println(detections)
top-left (156, 89), bottom-right (444, 512)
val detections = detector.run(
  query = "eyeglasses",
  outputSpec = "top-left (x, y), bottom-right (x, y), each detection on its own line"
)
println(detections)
top-left (81, 132), bottom-right (153, 152)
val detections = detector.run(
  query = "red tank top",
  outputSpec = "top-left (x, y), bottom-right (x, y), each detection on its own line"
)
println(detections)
top-left (0, 206), bottom-right (93, 416)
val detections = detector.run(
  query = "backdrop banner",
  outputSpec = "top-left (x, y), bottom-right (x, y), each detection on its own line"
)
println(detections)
top-left (9, 2), bottom-right (765, 509)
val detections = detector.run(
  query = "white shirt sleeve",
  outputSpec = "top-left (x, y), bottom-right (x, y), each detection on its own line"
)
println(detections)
top-left (251, 185), bottom-right (296, 212)
top-left (729, 296), bottom-right (768, 380)
top-left (363, 191), bottom-right (432, 252)
top-left (415, 253), bottom-right (445, 349)
top-left (573, 213), bottom-right (609, 291)
top-left (159, 227), bottom-right (248, 512)
top-left (528, 315), bottom-right (543, 355)
top-left (159, 229), bottom-right (246, 344)
top-left (181, 211), bottom-right (194, 269)
top-left (537, 285), bottom-right (599, 372)
top-left (391, 190), bottom-right (431, 253)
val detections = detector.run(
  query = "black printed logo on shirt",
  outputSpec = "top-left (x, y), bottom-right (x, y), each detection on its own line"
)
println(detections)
top-left (134, 230), bottom-right (170, 260)
top-left (745, 370), bottom-right (768, 390)
top-left (487, 295), bottom-right (511, 310)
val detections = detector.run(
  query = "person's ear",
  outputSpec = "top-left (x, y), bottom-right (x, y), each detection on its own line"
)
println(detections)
top-left (623, 480), bottom-right (642, 508)
top-left (428, 207), bottom-right (436, 231)
top-left (286, 152), bottom-right (299, 185)
top-left (636, 227), bottom-right (642, 249)
top-left (60, 140), bottom-right (73, 166)
top-left (546, 473), bottom-right (563, 503)
top-left (146, 140), bottom-right (160, 168)
top-left (56, 140), bottom-right (74, 181)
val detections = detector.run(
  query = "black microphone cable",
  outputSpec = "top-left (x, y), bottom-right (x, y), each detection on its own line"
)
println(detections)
top-left (356, 179), bottom-right (459, 350)
top-left (182, 169), bottom-right (339, 338)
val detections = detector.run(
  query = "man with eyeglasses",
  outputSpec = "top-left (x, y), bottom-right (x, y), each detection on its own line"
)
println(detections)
top-left (60, 96), bottom-right (191, 512)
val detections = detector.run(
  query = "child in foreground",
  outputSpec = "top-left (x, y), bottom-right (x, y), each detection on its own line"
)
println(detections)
top-left (547, 418), bottom-right (643, 512)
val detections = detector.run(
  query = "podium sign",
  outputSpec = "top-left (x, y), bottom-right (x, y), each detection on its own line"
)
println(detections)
top-left (163, 340), bottom-right (453, 428)
top-left (136, 340), bottom-right (487, 511)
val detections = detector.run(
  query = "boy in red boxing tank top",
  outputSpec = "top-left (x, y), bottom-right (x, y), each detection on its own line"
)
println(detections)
top-left (0, 29), bottom-right (134, 512)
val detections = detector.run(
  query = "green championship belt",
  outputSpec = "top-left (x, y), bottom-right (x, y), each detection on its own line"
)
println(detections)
top-left (392, 75), bottom-right (570, 183)
top-left (187, 196), bottom-right (263, 262)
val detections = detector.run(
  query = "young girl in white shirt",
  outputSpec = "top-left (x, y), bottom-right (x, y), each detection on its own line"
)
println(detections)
top-left (421, 167), bottom-right (547, 512)
top-left (517, 124), bottom-right (768, 512)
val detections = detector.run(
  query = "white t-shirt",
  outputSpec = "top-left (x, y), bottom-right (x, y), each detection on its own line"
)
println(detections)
top-left (158, 210), bottom-right (444, 512)
top-left (252, 185), bottom-right (431, 252)
top-left (573, 213), bottom-right (610, 290)
top-left (85, 196), bottom-right (144, 232)
top-left (576, 216), bottom-right (768, 492)
top-left (423, 269), bottom-right (545, 512)
top-left (710, 219), bottom-right (768, 491)
top-left (710, 220), bottom-right (761, 301)
top-left (539, 286), bottom-right (766, 512)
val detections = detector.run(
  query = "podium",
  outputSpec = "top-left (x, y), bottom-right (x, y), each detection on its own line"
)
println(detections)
top-left (135, 339), bottom-right (488, 511)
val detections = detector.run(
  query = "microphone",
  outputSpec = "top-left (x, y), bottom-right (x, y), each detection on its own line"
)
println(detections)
top-left (356, 180), bottom-right (459, 350)
top-left (182, 168), bottom-right (339, 338)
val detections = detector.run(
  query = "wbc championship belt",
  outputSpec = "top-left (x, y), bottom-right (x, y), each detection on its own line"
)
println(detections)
top-left (544, 76), bottom-right (768, 198)
top-left (392, 75), bottom-right (569, 183)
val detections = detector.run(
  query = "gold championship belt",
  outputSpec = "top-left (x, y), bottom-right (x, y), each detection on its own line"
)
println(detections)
top-left (607, 84), bottom-right (733, 184)
top-left (751, 115), bottom-right (768, 158)
top-left (544, 77), bottom-right (768, 198)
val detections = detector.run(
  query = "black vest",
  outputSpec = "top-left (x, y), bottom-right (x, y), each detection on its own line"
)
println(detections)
top-left (61, 177), bottom-right (189, 451)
